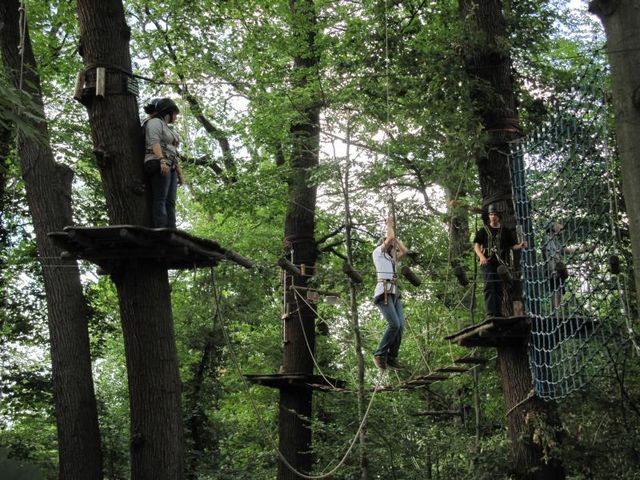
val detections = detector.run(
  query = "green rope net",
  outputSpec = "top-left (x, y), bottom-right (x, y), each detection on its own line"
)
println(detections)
top-left (511, 61), bottom-right (632, 400)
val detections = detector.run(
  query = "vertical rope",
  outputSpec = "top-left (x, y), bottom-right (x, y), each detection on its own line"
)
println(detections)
top-left (17, 0), bottom-right (27, 91)
top-left (383, 0), bottom-right (394, 222)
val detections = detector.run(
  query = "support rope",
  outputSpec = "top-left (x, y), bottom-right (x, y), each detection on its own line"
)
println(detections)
top-left (210, 268), bottom-right (384, 479)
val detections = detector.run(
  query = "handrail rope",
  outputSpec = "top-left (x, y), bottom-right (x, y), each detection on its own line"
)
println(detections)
top-left (384, 0), bottom-right (392, 210)
top-left (210, 267), bottom-right (386, 479)
top-left (291, 285), bottom-right (435, 387)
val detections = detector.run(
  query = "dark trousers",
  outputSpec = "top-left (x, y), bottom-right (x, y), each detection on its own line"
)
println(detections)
top-left (481, 263), bottom-right (502, 316)
top-left (150, 169), bottom-right (178, 228)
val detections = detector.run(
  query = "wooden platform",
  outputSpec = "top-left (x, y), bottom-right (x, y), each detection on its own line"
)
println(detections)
top-left (445, 316), bottom-right (530, 348)
top-left (48, 225), bottom-right (253, 271)
top-left (454, 355), bottom-right (488, 365)
top-left (244, 373), bottom-right (346, 391)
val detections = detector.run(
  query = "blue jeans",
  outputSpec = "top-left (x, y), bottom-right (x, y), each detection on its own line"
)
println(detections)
top-left (150, 169), bottom-right (177, 228)
top-left (373, 294), bottom-right (405, 358)
top-left (481, 263), bottom-right (502, 316)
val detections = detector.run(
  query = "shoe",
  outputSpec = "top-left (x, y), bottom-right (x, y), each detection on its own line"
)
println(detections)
top-left (373, 355), bottom-right (387, 370)
top-left (387, 357), bottom-right (405, 370)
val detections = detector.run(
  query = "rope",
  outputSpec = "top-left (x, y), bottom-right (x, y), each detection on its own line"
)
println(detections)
top-left (210, 267), bottom-right (385, 479)
top-left (505, 389), bottom-right (535, 417)
top-left (511, 59), bottom-right (631, 401)
top-left (291, 287), bottom-right (340, 390)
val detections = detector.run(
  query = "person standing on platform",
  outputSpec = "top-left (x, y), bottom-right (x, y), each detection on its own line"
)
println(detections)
top-left (372, 217), bottom-right (408, 370)
top-left (143, 97), bottom-right (185, 229)
top-left (473, 204), bottom-right (527, 319)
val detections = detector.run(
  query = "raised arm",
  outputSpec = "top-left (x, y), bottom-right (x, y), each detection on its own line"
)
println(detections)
top-left (382, 217), bottom-right (396, 251)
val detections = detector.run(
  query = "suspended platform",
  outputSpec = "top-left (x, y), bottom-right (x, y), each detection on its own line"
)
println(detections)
top-left (48, 225), bottom-right (253, 271)
top-left (445, 316), bottom-right (530, 348)
top-left (244, 373), bottom-right (346, 392)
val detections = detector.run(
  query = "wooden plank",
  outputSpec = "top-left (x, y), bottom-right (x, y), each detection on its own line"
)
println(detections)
top-left (413, 410), bottom-right (461, 417)
top-left (446, 316), bottom-right (530, 348)
top-left (244, 373), bottom-right (346, 391)
top-left (67, 229), bottom-right (96, 248)
top-left (454, 356), bottom-right (488, 364)
top-left (436, 366), bottom-right (469, 373)
top-left (168, 233), bottom-right (225, 261)
top-left (119, 227), bottom-right (156, 247)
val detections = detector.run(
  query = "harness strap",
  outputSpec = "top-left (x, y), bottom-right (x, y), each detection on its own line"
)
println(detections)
top-left (484, 225), bottom-right (505, 264)
top-left (378, 278), bottom-right (397, 305)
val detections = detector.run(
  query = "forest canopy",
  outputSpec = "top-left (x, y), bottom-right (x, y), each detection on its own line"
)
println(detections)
top-left (1, 1), bottom-right (639, 479)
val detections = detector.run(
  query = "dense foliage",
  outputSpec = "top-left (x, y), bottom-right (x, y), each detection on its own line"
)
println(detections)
top-left (1, 1), bottom-right (639, 479)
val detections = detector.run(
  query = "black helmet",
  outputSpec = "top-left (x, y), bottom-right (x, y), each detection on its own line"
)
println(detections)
top-left (144, 97), bottom-right (180, 116)
top-left (487, 204), bottom-right (501, 216)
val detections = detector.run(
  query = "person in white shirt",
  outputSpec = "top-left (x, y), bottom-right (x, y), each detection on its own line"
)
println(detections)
top-left (372, 218), bottom-right (408, 370)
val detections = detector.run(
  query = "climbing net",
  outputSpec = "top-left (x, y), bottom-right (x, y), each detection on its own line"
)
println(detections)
top-left (511, 59), bottom-right (632, 400)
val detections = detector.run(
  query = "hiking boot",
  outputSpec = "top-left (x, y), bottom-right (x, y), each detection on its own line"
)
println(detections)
top-left (387, 357), bottom-right (405, 370)
top-left (373, 355), bottom-right (387, 370)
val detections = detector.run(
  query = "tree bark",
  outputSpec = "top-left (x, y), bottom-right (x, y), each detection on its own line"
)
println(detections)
top-left (459, 1), bottom-right (565, 478)
top-left (278, 1), bottom-right (321, 478)
top-left (0, 2), bottom-right (103, 478)
top-left (589, 0), bottom-right (640, 305)
top-left (0, 119), bottom-right (9, 316)
top-left (75, 1), bottom-right (184, 478)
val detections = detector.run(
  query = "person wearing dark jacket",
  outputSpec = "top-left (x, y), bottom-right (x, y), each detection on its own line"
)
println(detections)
top-left (473, 204), bottom-right (527, 318)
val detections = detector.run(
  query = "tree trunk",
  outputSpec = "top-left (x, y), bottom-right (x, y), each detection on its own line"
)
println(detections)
top-left (459, 1), bottom-right (565, 478)
top-left (75, 1), bottom-right (184, 478)
top-left (278, 1), bottom-right (321, 478)
top-left (0, 119), bottom-right (9, 319)
top-left (498, 343), bottom-right (565, 479)
top-left (589, 0), bottom-right (640, 306)
top-left (115, 265), bottom-right (183, 479)
top-left (0, 2), bottom-right (103, 479)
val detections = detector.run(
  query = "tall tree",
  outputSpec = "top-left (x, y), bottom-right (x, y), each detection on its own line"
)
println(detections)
top-left (0, 1), bottom-right (103, 478)
top-left (589, 0), bottom-right (640, 305)
top-left (75, 0), bottom-right (184, 477)
top-left (278, 0), bottom-right (322, 477)
top-left (459, 0), bottom-right (565, 478)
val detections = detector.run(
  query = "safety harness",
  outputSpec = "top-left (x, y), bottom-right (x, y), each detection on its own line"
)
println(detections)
top-left (483, 225), bottom-right (507, 265)
top-left (377, 250), bottom-right (397, 305)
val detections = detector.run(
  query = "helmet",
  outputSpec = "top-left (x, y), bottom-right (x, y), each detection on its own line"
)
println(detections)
top-left (143, 97), bottom-right (180, 116)
top-left (487, 204), bottom-right (501, 216)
